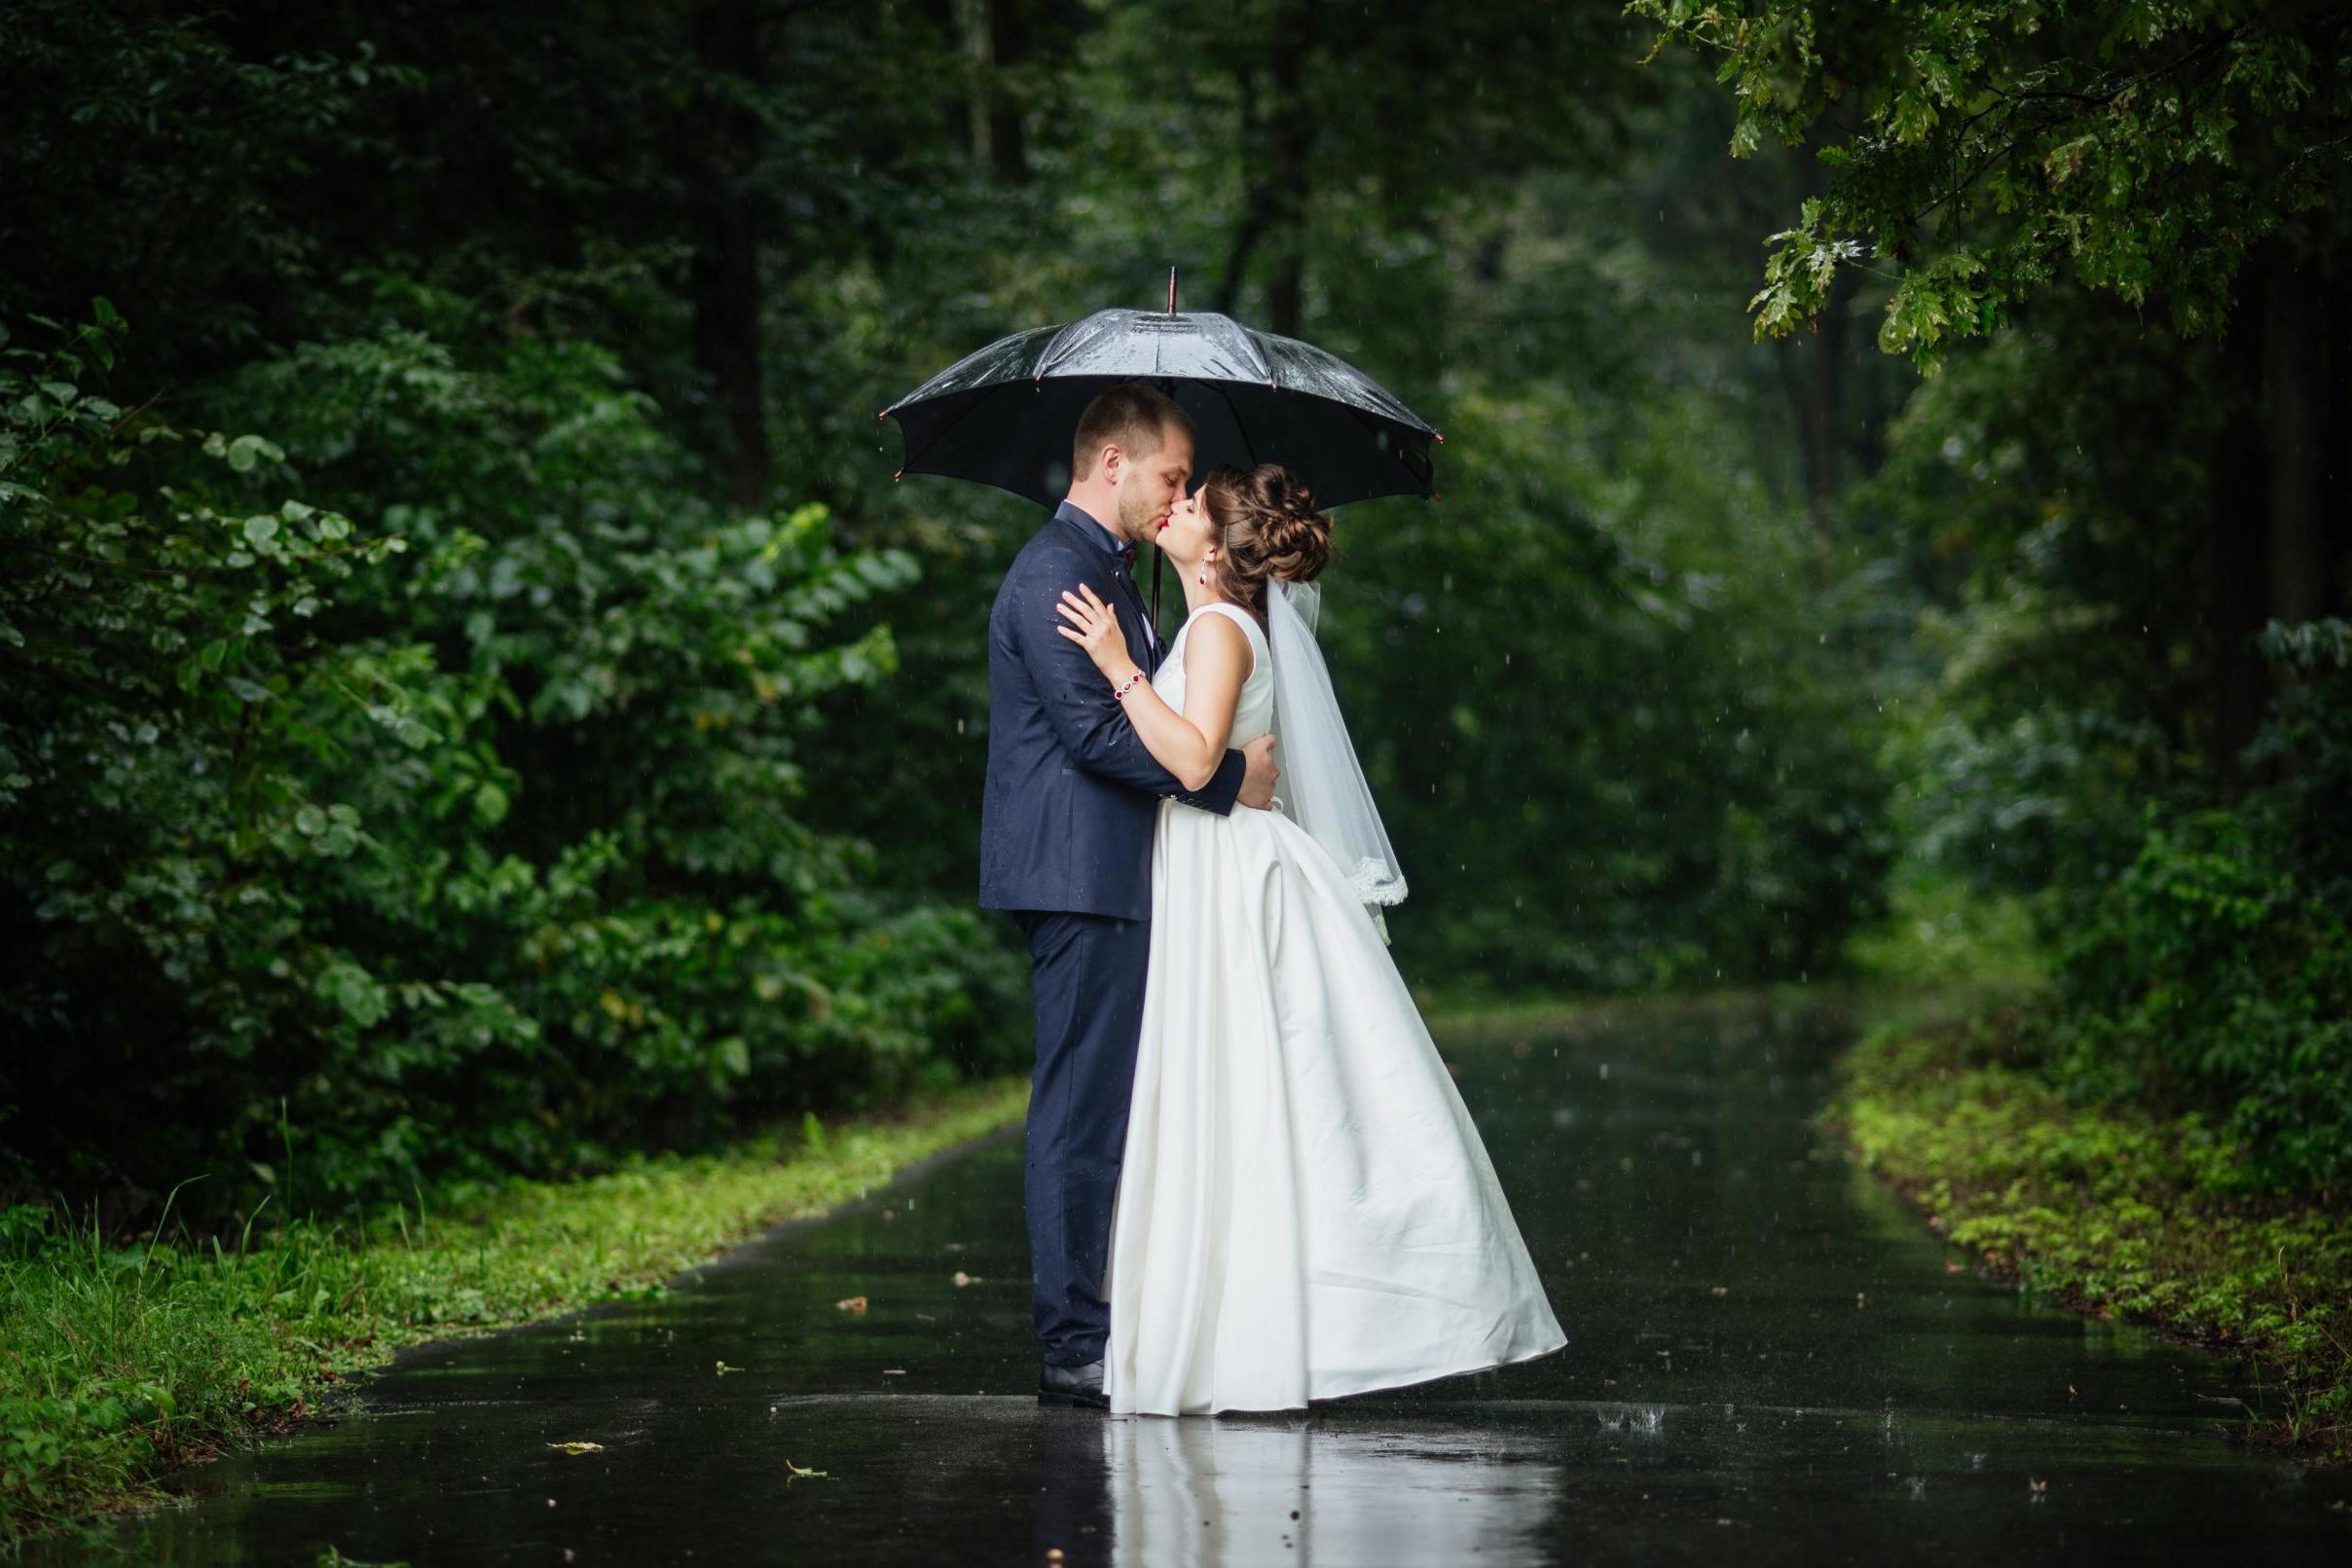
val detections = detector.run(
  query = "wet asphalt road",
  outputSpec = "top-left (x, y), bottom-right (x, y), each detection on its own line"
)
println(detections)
top-left (47, 990), bottom-right (2352, 1565)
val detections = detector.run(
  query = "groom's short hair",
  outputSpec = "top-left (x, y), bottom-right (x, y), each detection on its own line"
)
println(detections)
top-left (1072, 383), bottom-right (1192, 482)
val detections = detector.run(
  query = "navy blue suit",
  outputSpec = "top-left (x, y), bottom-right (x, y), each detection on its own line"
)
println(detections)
top-left (980, 499), bottom-right (1246, 1367)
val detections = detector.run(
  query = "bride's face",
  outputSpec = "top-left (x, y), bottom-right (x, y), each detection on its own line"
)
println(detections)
top-left (1156, 483), bottom-right (1215, 568)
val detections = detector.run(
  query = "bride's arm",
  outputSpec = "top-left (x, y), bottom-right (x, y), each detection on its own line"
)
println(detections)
top-left (1054, 587), bottom-right (1244, 792)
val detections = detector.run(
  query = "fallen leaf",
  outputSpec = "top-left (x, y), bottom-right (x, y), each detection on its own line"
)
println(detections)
top-left (953, 1270), bottom-right (983, 1287)
top-left (915, 1312), bottom-right (937, 1323)
top-left (785, 1459), bottom-right (830, 1479)
top-left (1943, 1260), bottom-right (1965, 1273)
top-left (835, 1295), bottom-right (869, 1314)
top-left (545, 1441), bottom-right (606, 1455)
top-left (716, 1360), bottom-right (745, 1376)
top-left (1709, 1286), bottom-right (1727, 1296)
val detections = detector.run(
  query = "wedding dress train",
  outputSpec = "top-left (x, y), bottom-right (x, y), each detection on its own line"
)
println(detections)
top-left (1103, 602), bottom-right (1566, 1416)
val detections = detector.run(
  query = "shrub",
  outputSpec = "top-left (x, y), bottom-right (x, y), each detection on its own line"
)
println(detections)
top-left (0, 300), bottom-right (1022, 1227)
top-left (2030, 622), bottom-right (2352, 1198)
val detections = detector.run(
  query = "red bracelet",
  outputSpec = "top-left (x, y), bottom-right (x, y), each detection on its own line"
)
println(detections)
top-left (1113, 669), bottom-right (1145, 702)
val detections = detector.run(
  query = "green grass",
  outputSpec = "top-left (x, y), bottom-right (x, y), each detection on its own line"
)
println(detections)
top-left (0, 1076), bottom-right (1030, 1550)
top-left (1825, 1007), bottom-right (2351, 1462)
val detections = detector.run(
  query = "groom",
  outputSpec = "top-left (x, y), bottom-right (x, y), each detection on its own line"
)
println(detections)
top-left (979, 383), bottom-right (1279, 1409)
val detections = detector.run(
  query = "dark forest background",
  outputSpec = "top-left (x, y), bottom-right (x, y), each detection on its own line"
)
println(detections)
top-left (4, 0), bottom-right (2346, 1228)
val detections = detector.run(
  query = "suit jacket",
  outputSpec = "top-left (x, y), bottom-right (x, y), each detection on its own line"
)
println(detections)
top-left (978, 507), bottom-right (1246, 919)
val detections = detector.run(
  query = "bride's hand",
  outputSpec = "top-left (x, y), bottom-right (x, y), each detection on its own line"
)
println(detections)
top-left (1054, 585), bottom-right (1136, 683)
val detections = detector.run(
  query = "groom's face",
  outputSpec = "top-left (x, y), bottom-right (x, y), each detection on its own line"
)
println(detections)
top-left (1114, 421), bottom-right (1195, 543)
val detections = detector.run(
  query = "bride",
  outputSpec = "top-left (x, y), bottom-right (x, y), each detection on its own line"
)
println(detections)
top-left (1052, 461), bottom-right (1567, 1416)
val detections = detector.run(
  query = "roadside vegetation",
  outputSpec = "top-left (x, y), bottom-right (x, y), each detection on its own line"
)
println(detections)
top-left (0, 1077), bottom-right (1027, 1550)
top-left (1829, 1010), bottom-right (2349, 1463)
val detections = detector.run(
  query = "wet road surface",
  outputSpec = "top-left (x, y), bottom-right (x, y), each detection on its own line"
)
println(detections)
top-left (50, 990), bottom-right (2352, 1564)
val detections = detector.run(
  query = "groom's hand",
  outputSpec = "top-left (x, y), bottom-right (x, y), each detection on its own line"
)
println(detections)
top-left (1237, 734), bottom-right (1280, 810)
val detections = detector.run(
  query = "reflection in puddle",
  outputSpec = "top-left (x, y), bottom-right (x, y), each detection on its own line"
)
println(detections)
top-left (1092, 1417), bottom-right (1562, 1567)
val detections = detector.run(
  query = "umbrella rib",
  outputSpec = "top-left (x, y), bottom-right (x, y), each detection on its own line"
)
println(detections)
top-left (1035, 316), bottom-right (1092, 378)
top-left (1223, 318), bottom-right (1278, 384)
top-left (1211, 381), bottom-right (1260, 469)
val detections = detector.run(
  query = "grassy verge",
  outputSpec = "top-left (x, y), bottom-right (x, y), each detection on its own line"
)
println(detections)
top-left (0, 1076), bottom-right (1030, 1550)
top-left (1823, 1007), bottom-right (2350, 1462)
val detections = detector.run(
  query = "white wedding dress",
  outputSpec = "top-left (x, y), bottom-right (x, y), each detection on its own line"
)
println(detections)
top-left (1103, 601), bottom-right (1567, 1416)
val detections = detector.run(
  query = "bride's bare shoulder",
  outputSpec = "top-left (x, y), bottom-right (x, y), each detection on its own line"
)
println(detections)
top-left (1182, 605), bottom-right (1256, 677)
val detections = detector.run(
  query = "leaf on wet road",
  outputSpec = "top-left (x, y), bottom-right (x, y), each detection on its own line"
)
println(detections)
top-left (835, 1295), bottom-right (869, 1313)
top-left (716, 1359), bottom-right (746, 1375)
top-left (546, 1440), bottom-right (606, 1454)
top-left (785, 1459), bottom-right (831, 1480)
top-left (953, 1270), bottom-right (983, 1287)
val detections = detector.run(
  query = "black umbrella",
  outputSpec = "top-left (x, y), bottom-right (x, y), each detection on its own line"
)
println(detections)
top-left (878, 274), bottom-right (1441, 512)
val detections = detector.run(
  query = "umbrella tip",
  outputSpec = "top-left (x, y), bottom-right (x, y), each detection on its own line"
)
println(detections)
top-left (893, 469), bottom-right (903, 481)
top-left (877, 408), bottom-right (889, 420)
top-left (1167, 265), bottom-right (1178, 315)
top-left (1433, 430), bottom-right (1446, 443)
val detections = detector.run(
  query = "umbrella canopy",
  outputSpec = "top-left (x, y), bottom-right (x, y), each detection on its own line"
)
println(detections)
top-left (880, 307), bottom-right (1439, 510)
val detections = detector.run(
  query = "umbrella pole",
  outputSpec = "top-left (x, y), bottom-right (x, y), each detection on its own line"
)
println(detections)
top-left (1147, 331), bottom-right (1172, 642)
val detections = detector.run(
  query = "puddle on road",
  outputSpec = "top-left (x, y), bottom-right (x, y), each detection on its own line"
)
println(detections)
top-left (45, 989), bottom-right (2351, 1565)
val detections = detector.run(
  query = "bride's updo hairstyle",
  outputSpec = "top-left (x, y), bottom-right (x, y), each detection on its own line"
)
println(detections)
top-left (1199, 462), bottom-right (1333, 621)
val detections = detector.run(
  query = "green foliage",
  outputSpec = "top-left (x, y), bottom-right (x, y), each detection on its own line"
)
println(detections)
top-left (2026, 623), bottom-right (2352, 1196)
top-left (1835, 1014), bottom-right (2350, 1459)
top-left (1855, 313), bottom-right (2222, 901)
top-left (1326, 385), bottom-right (1893, 993)
top-left (0, 305), bottom-right (1022, 1223)
top-left (1844, 864), bottom-right (2043, 987)
top-left (1629, 0), bottom-right (2352, 368)
top-left (2244, 616), bottom-right (2352, 903)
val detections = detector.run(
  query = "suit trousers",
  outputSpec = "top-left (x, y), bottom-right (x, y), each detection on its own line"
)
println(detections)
top-left (1012, 906), bottom-right (1152, 1368)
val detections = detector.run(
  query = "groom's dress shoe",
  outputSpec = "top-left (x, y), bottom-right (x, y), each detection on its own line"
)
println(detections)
top-left (1038, 1358), bottom-right (1108, 1409)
